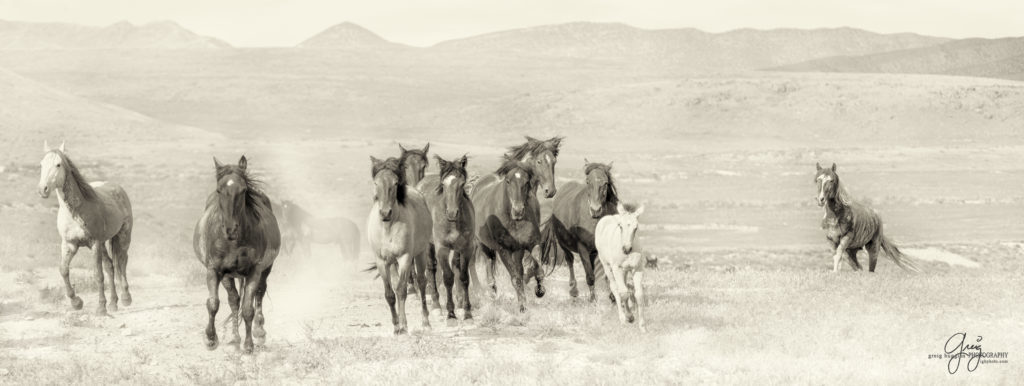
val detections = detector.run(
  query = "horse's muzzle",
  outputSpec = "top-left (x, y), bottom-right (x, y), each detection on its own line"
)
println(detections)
top-left (446, 209), bottom-right (459, 222)
top-left (38, 186), bottom-right (50, 199)
top-left (817, 197), bottom-right (825, 207)
top-left (543, 186), bottom-right (556, 199)
top-left (380, 209), bottom-right (393, 222)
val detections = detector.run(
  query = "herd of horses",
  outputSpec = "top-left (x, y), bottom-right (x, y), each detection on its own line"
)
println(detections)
top-left (33, 137), bottom-right (918, 354)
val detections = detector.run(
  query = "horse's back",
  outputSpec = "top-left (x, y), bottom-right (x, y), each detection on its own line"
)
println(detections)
top-left (90, 181), bottom-right (132, 222)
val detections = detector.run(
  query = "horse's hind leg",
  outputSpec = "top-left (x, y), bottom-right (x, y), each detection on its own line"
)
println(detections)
top-left (59, 242), bottom-right (84, 310)
top-left (100, 243), bottom-right (118, 313)
top-left (480, 245), bottom-right (499, 300)
top-left (425, 244), bottom-right (443, 314)
top-left (93, 241), bottom-right (112, 315)
top-left (577, 243), bottom-right (598, 302)
top-left (846, 248), bottom-right (863, 271)
top-left (221, 277), bottom-right (241, 346)
top-left (111, 226), bottom-right (132, 307)
top-left (565, 247), bottom-right (579, 298)
top-left (253, 265), bottom-right (273, 346)
top-left (866, 241), bottom-right (880, 272)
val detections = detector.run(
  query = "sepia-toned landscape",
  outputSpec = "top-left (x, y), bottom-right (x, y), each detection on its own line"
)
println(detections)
top-left (1, 19), bottom-right (1022, 384)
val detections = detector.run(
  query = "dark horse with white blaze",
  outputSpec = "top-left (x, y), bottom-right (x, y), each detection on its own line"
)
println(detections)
top-left (541, 160), bottom-right (620, 301)
top-left (38, 141), bottom-right (133, 315)
top-left (415, 155), bottom-right (476, 320)
top-left (194, 155), bottom-right (281, 354)
top-left (815, 163), bottom-right (918, 273)
top-left (470, 159), bottom-right (542, 312)
top-left (367, 156), bottom-right (434, 334)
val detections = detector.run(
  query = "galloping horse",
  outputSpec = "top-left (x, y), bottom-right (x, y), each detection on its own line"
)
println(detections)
top-left (471, 159), bottom-right (542, 312)
top-left (541, 160), bottom-right (619, 301)
top-left (194, 155), bottom-right (281, 353)
top-left (415, 155), bottom-right (475, 320)
top-left (399, 143), bottom-right (430, 186)
top-left (38, 141), bottom-right (133, 315)
top-left (595, 203), bottom-right (647, 331)
top-left (815, 163), bottom-right (919, 272)
top-left (275, 200), bottom-right (360, 260)
top-left (367, 156), bottom-right (434, 334)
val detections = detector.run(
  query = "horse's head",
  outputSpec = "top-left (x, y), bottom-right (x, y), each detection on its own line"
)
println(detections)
top-left (214, 155), bottom-right (250, 241)
top-left (399, 143), bottom-right (429, 186)
top-left (371, 156), bottom-right (405, 222)
top-left (507, 136), bottom-right (562, 199)
top-left (584, 159), bottom-right (616, 218)
top-left (497, 161), bottom-right (534, 221)
top-left (814, 162), bottom-right (839, 207)
top-left (435, 154), bottom-right (468, 222)
top-left (37, 140), bottom-right (68, 199)
top-left (613, 203), bottom-right (644, 255)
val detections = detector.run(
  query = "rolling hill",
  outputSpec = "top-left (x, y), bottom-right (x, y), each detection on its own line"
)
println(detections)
top-left (0, 20), bottom-right (230, 49)
top-left (297, 22), bottom-right (408, 50)
top-left (772, 37), bottom-right (1024, 81)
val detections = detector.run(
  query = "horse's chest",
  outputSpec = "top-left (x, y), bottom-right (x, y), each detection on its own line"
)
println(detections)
top-left (821, 213), bottom-right (847, 243)
top-left (373, 227), bottom-right (410, 259)
top-left (57, 209), bottom-right (92, 245)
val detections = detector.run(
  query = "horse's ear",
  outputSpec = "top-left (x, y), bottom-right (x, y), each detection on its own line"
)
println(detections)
top-left (59, 141), bottom-right (66, 153)
top-left (422, 143), bottom-right (430, 154)
top-left (616, 202), bottom-right (626, 214)
top-left (525, 136), bottom-right (539, 143)
top-left (635, 205), bottom-right (645, 216)
top-left (398, 144), bottom-right (407, 153)
top-left (213, 156), bottom-right (223, 169)
top-left (457, 155), bottom-right (468, 169)
top-left (583, 158), bottom-right (590, 166)
top-left (370, 156), bottom-right (382, 171)
top-left (433, 154), bottom-right (444, 165)
top-left (238, 155), bottom-right (248, 170)
top-left (816, 162), bottom-right (822, 171)
top-left (549, 136), bottom-right (563, 148)
top-left (831, 163), bottom-right (837, 172)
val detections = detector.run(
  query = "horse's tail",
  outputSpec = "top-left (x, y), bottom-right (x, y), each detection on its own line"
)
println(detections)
top-left (878, 234), bottom-right (921, 273)
top-left (363, 263), bottom-right (381, 279)
top-left (539, 218), bottom-right (561, 277)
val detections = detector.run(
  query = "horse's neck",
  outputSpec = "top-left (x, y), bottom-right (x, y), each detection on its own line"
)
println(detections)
top-left (825, 198), bottom-right (846, 220)
top-left (56, 177), bottom-right (92, 215)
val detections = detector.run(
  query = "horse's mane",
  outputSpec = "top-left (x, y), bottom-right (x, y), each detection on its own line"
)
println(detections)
top-left (372, 157), bottom-right (407, 204)
top-left (216, 163), bottom-right (269, 221)
top-left (55, 151), bottom-right (97, 206)
top-left (833, 175), bottom-right (854, 207)
top-left (505, 136), bottom-right (563, 161)
top-left (495, 158), bottom-right (535, 180)
top-left (435, 155), bottom-right (469, 198)
top-left (585, 162), bottom-right (618, 206)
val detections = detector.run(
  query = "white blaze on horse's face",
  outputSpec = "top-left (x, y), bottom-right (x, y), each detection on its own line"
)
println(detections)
top-left (816, 174), bottom-right (833, 207)
top-left (616, 204), bottom-right (644, 254)
top-left (38, 151), bottom-right (65, 199)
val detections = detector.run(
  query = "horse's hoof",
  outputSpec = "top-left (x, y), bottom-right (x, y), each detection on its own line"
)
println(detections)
top-left (242, 341), bottom-right (254, 354)
top-left (95, 306), bottom-right (109, 316)
top-left (226, 336), bottom-right (240, 346)
top-left (518, 305), bottom-right (526, 313)
top-left (394, 326), bottom-right (408, 335)
top-left (535, 285), bottom-right (546, 298)
top-left (609, 293), bottom-right (617, 304)
top-left (70, 296), bottom-right (84, 310)
top-left (430, 308), bottom-right (442, 319)
top-left (569, 287), bottom-right (579, 298)
top-left (120, 294), bottom-right (132, 307)
top-left (422, 322), bottom-right (432, 330)
top-left (463, 311), bottom-right (473, 320)
top-left (205, 336), bottom-right (219, 351)
top-left (253, 328), bottom-right (266, 339)
top-left (107, 303), bottom-right (118, 313)
top-left (627, 315), bottom-right (635, 324)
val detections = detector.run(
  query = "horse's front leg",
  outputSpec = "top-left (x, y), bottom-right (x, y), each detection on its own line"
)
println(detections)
top-left (221, 277), bottom-right (241, 346)
top-left (411, 251), bottom-right (432, 330)
top-left (240, 271), bottom-right (261, 354)
top-left (529, 244), bottom-right (545, 298)
top-left (93, 241), bottom-right (111, 315)
top-left (377, 259), bottom-right (399, 333)
top-left (499, 249), bottom-right (527, 313)
top-left (577, 243), bottom-right (597, 302)
top-left (633, 269), bottom-right (647, 332)
top-left (600, 259), bottom-right (627, 323)
top-left (204, 268), bottom-right (224, 350)
top-left (425, 245), bottom-right (443, 314)
top-left (395, 253), bottom-right (415, 334)
top-left (59, 242), bottom-right (83, 310)
top-left (566, 249), bottom-right (579, 298)
top-left (437, 245), bottom-right (457, 320)
top-left (454, 245), bottom-right (473, 320)
top-left (833, 235), bottom-right (852, 273)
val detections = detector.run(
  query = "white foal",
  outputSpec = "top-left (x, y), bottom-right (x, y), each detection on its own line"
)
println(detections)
top-left (595, 203), bottom-right (647, 332)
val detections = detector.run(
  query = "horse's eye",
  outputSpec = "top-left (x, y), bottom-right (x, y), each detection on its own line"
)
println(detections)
top-left (55, 164), bottom-right (61, 168)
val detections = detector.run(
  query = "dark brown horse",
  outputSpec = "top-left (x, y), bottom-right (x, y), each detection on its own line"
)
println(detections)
top-left (815, 163), bottom-right (919, 272)
top-left (415, 155), bottom-right (475, 320)
top-left (470, 159), bottom-right (542, 312)
top-left (540, 160), bottom-right (620, 301)
top-left (194, 155), bottom-right (281, 354)
top-left (367, 156), bottom-right (433, 334)
top-left (399, 143), bottom-right (430, 186)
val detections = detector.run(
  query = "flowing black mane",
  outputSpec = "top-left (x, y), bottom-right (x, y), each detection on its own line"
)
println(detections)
top-left (216, 163), bottom-right (269, 221)
top-left (54, 151), bottom-right (97, 204)
top-left (505, 136), bottom-right (563, 160)
top-left (372, 156), bottom-right (407, 204)
top-left (585, 162), bottom-right (619, 206)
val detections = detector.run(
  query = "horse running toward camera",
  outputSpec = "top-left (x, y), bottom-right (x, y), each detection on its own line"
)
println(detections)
top-left (415, 155), bottom-right (476, 320)
top-left (399, 143), bottom-right (430, 186)
top-left (367, 156), bottom-right (434, 334)
top-left (595, 203), bottom-right (647, 331)
top-left (194, 155), bottom-right (281, 354)
top-left (471, 159), bottom-right (543, 312)
top-left (815, 163), bottom-right (919, 273)
top-left (541, 160), bottom-right (620, 302)
top-left (37, 141), bottom-right (133, 315)
top-left (275, 200), bottom-right (360, 260)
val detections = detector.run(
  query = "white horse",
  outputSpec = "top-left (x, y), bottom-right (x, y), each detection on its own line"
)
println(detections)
top-left (595, 203), bottom-right (647, 331)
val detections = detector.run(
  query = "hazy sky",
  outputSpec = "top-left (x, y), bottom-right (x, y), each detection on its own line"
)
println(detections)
top-left (1, 0), bottom-right (1021, 47)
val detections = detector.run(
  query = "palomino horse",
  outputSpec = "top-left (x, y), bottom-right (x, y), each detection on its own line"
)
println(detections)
top-left (415, 155), bottom-right (475, 320)
top-left (471, 160), bottom-right (542, 312)
top-left (275, 200), bottom-right (360, 260)
top-left (38, 141), bottom-right (133, 315)
top-left (540, 160), bottom-right (619, 302)
top-left (194, 155), bottom-right (281, 354)
top-left (399, 143), bottom-right (430, 186)
top-left (595, 203), bottom-right (647, 331)
top-left (815, 163), bottom-right (919, 272)
top-left (367, 156), bottom-right (434, 334)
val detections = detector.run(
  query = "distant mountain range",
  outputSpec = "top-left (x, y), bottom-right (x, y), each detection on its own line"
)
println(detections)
top-left (0, 20), bottom-right (230, 49)
top-left (772, 37), bottom-right (1024, 80)
top-left (297, 21), bottom-right (406, 49)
